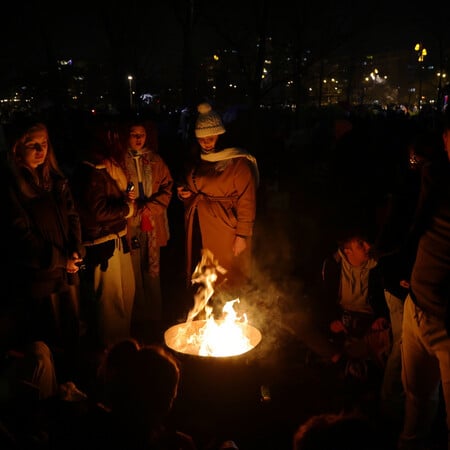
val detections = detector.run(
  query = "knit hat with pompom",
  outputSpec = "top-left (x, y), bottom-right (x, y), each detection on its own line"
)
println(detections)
top-left (195, 103), bottom-right (226, 138)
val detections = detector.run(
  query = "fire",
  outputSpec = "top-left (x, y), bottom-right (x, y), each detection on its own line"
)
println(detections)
top-left (187, 248), bottom-right (226, 322)
top-left (164, 249), bottom-right (261, 357)
top-left (187, 299), bottom-right (252, 357)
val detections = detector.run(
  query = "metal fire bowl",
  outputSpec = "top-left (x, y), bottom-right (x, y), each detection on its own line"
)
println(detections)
top-left (164, 319), bottom-right (262, 358)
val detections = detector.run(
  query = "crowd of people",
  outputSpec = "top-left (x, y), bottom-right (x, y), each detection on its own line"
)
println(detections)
top-left (1, 101), bottom-right (450, 450)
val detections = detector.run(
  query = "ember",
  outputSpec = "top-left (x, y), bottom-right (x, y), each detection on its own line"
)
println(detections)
top-left (164, 249), bottom-right (262, 357)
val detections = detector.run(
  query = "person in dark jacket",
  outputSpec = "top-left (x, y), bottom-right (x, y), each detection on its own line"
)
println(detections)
top-left (397, 111), bottom-right (450, 450)
top-left (374, 127), bottom-right (439, 430)
top-left (320, 231), bottom-right (391, 373)
top-left (292, 229), bottom-right (391, 384)
top-left (2, 119), bottom-right (85, 382)
top-left (70, 117), bottom-right (136, 351)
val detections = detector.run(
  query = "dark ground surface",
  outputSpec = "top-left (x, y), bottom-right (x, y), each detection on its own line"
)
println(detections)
top-left (128, 190), bottom-right (448, 450)
top-left (101, 199), bottom-right (401, 450)
top-left (67, 178), bottom-right (450, 450)
top-left (70, 109), bottom-right (450, 450)
top-left (128, 313), bottom-right (402, 450)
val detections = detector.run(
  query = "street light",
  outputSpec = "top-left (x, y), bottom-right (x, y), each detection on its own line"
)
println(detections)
top-left (415, 43), bottom-right (427, 62)
top-left (127, 75), bottom-right (133, 109)
top-left (414, 43), bottom-right (427, 108)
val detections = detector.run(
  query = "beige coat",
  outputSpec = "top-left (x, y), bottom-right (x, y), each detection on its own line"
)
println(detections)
top-left (182, 153), bottom-right (257, 289)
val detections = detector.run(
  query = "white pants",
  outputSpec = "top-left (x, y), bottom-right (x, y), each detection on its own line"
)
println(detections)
top-left (381, 290), bottom-right (405, 423)
top-left (94, 239), bottom-right (135, 348)
top-left (399, 294), bottom-right (450, 450)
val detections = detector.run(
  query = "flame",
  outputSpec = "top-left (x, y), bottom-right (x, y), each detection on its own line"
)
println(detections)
top-left (187, 298), bottom-right (252, 357)
top-left (168, 249), bottom-right (256, 357)
top-left (187, 248), bottom-right (226, 322)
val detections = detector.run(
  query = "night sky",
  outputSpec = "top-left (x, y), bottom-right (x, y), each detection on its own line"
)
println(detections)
top-left (2, 1), bottom-right (450, 93)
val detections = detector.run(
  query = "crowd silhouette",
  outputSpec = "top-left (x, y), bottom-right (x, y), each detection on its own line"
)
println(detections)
top-left (1, 102), bottom-right (450, 449)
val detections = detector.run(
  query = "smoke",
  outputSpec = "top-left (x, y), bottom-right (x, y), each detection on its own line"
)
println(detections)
top-left (236, 264), bottom-right (311, 362)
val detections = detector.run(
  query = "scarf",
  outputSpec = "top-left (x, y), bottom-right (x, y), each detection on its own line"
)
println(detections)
top-left (201, 147), bottom-right (259, 186)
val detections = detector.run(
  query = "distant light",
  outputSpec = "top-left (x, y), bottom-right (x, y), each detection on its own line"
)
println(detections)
top-left (213, 54), bottom-right (219, 61)
top-left (58, 59), bottom-right (72, 66)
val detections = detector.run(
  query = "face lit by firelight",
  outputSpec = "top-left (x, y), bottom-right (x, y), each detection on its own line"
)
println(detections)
top-left (343, 238), bottom-right (371, 267)
top-left (128, 125), bottom-right (147, 152)
top-left (197, 134), bottom-right (219, 153)
top-left (21, 129), bottom-right (48, 170)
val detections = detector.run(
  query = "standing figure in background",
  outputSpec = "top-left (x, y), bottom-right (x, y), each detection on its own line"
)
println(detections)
top-left (177, 103), bottom-right (258, 300)
top-left (71, 117), bottom-right (136, 351)
top-left (120, 118), bottom-right (173, 337)
top-left (2, 119), bottom-right (85, 382)
top-left (374, 127), bottom-right (438, 431)
top-left (397, 111), bottom-right (450, 450)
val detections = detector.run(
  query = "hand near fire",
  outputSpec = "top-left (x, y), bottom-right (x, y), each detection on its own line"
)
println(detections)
top-left (233, 235), bottom-right (247, 256)
top-left (177, 185), bottom-right (193, 199)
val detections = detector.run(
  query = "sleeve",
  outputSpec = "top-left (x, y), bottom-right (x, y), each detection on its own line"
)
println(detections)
top-left (75, 167), bottom-right (130, 227)
top-left (7, 185), bottom-right (55, 270)
top-left (234, 157), bottom-right (257, 237)
top-left (63, 179), bottom-right (86, 259)
top-left (145, 158), bottom-right (174, 216)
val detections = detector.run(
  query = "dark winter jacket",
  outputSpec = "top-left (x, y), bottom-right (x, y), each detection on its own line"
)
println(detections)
top-left (70, 161), bottom-right (132, 244)
top-left (4, 164), bottom-right (84, 299)
top-left (408, 158), bottom-right (450, 319)
top-left (320, 251), bottom-right (389, 329)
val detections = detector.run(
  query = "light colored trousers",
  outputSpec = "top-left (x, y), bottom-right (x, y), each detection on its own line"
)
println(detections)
top-left (381, 290), bottom-right (405, 423)
top-left (129, 227), bottom-right (163, 322)
top-left (399, 294), bottom-right (450, 450)
top-left (94, 239), bottom-right (135, 348)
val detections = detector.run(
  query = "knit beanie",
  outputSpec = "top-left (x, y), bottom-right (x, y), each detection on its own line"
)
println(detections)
top-left (195, 103), bottom-right (226, 138)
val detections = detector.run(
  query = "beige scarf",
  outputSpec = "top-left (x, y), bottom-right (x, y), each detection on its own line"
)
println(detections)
top-left (201, 147), bottom-right (259, 186)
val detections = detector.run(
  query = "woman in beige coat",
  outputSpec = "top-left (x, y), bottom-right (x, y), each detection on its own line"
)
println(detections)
top-left (121, 119), bottom-right (173, 330)
top-left (177, 103), bottom-right (258, 306)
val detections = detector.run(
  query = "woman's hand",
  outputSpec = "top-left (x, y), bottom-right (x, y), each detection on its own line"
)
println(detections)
top-left (66, 252), bottom-right (84, 274)
top-left (127, 190), bottom-right (137, 201)
top-left (177, 185), bottom-right (193, 199)
top-left (232, 236), bottom-right (247, 256)
top-left (399, 279), bottom-right (410, 289)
